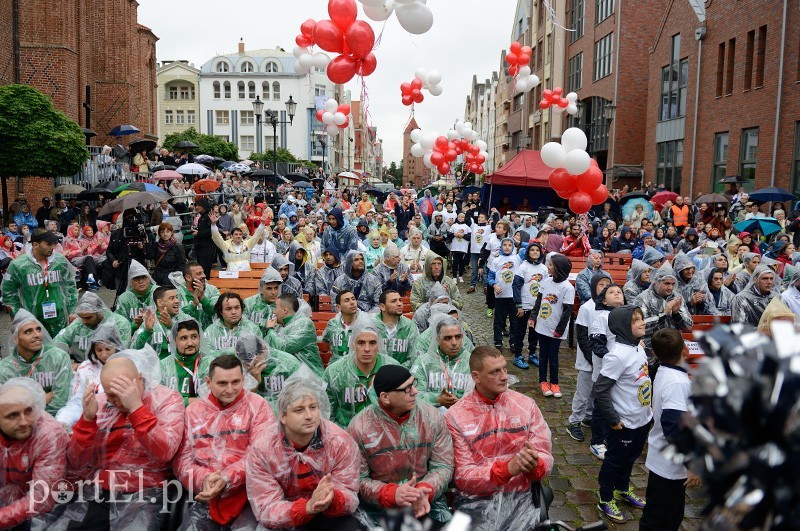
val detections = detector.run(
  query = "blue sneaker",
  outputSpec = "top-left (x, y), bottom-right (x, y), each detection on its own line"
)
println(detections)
top-left (513, 355), bottom-right (529, 369)
top-left (86, 279), bottom-right (101, 291)
top-left (598, 498), bottom-right (626, 523)
top-left (527, 354), bottom-right (540, 366)
top-left (614, 488), bottom-right (646, 509)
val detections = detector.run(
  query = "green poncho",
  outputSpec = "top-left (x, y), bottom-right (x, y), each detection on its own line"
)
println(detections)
top-left (373, 313), bottom-right (420, 368)
top-left (0, 344), bottom-right (72, 416)
top-left (265, 313), bottom-right (323, 376)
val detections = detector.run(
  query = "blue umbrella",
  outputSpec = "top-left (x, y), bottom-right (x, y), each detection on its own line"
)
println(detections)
top-left (107, 124), bottom-right (140, 136)
top-left (219, 161), bottom-right (236, 169)
top-left (749, 187), bottom-right (795, 203)
top-left (734, 217), bottom-right (783, 237)
top-left (621, 197), bottom-right (653, 220)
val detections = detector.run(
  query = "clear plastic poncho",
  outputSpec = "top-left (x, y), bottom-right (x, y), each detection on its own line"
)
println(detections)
top-left (160, 317), bottom-right (216, 405)
top-left (411, 315), bottom-right (474, 408)
top-left (265, 303), bottom-right (323, 376)
top-left (53, 292), bottom-right (132, 362)
top-left (731, 264), bottom-right (778, 326)
top-left (114, 259), bottom-right (156, 325)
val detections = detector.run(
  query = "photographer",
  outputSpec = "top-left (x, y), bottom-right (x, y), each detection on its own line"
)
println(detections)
top-left (105, 208), bottom-right (148, 295)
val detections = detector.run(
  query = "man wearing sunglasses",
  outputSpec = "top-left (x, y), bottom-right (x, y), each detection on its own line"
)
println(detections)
top-left (347, 365), bottom-right (454, 528)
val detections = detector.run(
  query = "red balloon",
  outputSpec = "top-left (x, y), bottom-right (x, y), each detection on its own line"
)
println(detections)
top-left (556, 188), bottom-right (574, 200)
top-left (510, 42), bottom-right (522, 55)
top-left (314, 20), bottom-right (344, 53)
top-left (476, 154), bottom-right (486, 164)
top-left (315, 109), bottom-right (324, 122)
top-left (300, 19), bottom-right (317, 38)
top-left (434, 136), bottom-right (449, 151)
top-left (296, 34), bottom-right (314, 48)
top-left (569, 191), bottom-right (593, 214)
top-left (518, 53), bottom-right (531, 65)
top-left (549, 168), bottom-right (577, 194)
top-left (521, 46), bottom-right (533, 56)
top-left (401, 95), bottom-right (413, 106)
top-left (412, 91), bottom-right (424, 104)
top-left (430, 152), bottom-right (445, 166)
top-left (553, 87), bottom-right (563, 96)
top-left (509, 64), bottom-right (520, 76)
top-left (345, 20), bottom-right (375, 60)
top-left (468, 144), bottom-right (480, 156)
top-left (438, 163), bottom-right (451, 175)
top-left (551, 95), bottom-right (561, 105)
top-left (465, 153), bottom-right (475, 163)
top-left (356, 53), bottom-right (377, 76)
top-left (542, 89), bottom-right (553, 100)
top-left (337, 103), bottom-right (351, 115)
top-left (455, 146), bottom-right (463, 155)
top-left (411, 78), bottom-right (423, 90)
top-left (400, 82), bottom-right (412, 95)
top-left (476, 165), bottom-right (485, 175)
top-left (589, 183), bottom-right (609, 204)
top-left (328, 0), bottom-right (358, 32)
top-left (327, 54), bottom-right (358, 84)
top-left (539, 100), bottom-right (550, 109)
top-left (341, 116), bottom-right (350, 128)
top-left (576, 166), bottom-right (603, 193)
top-left (446, 149), bottom-right (458, 162)
top-left (505, 52), bottom-right (519, 65)
top-left (589, 158), bottom-right (599, 168)
top-left (558, 99), bottom-right (569, 108)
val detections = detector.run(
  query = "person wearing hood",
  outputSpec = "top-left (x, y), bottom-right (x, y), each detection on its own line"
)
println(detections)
top-left (570, 273), bottom-right (613, 442)
top-left (675, 228), bottom-right (699, 254)
top-left (414, 303), bottom-right (475, 360)
top-left (209, 208), bottom-right (267, 272)
top-left (641, 245), bottom-right (665, 270)
top-left (427, 211), bottom-right (451, 261)
top-left (324, 317), bottom-right (400, 428)
top-left (412, 284), bottom-right (452, 333)
top-left (411, 253), bottom-right (462, 312)
top-left (287, 240), bottom-right (316, 293)
top-left (245, 266), bottom-right (282, 332)
top-left (738, 231), bottom-right (760, 255)
top-left (54, 291), bottom-right (132, 362)
top-left (160, 317), bottom-right (218, 406)
top-left (653, 227), bottom-right (675, 255)
top-left (611, 226), bottom-right (636, 253)
top-left (488, 237), bottom-right (521, 352)
top-left (171, 261), bottom-right (220, 329)
top-left (174, 354), bottom-right (274, 530)
top-left (363, 229), bottom-right (384, 272)
top-left (732, 252), bottom-right (761, 292)
top-left (272, 253), bottom-right (303, 300)
top-left (204, 292), bottom-right (263, 357)
top-left (672, 253), bottom-right (719, 316)
top-left (594, 306), bottom-right (652, 523)
top-left (576, 250), bottom-right (607, 304)
top-left (264, 294), bottom-right (323, 377)
top-left (633, 264), bottom-right (692, 359)
top-left (631, 232), bottom-right (653, 261)
top-left (512, 241), bottom-right (548, 368)
top-left (322, 207), bottom-right (359, 258)
top-left (278, 195), bottom-right (298, 220)
top-left (400, 228), bottom-right (431, 275)
top-left (449, 211), bottom-right (472, 284)
top-left (235, 333), bottom-right (310, 411)
top-left (530, 254), bottom-right (574, 398)
top-left (347, 363), bottom-right (454, 526)
top-left (374, 289), bottom-right (419, 368)
top-left (731, 264), bottom-right (777, 326)
top-left (331, 250), bottom-right (383, 314)
top-left (130, 284), bottom-right (190, 360)
top-left (781, 261), bottom-right (800, 315)
top-left (707, 267), bottom-right (736, 316)
top-left (373, 241), bottom-right (412, 296)
top-left (623, 260), bottom-right (652, 302)
top-left (314, 246), bottom-right (343, 296)
top-left (114, 259), bottom-right (156, 332)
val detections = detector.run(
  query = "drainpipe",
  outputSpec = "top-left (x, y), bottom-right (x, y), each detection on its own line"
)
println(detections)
top-left (12, 0), bottom-right (20, 83)
top-left (689, 36), bottom-right (702, 199)
top-left (770, 0), bottom-right (788, 186)
top-left (609, 0), bottom-right (622, 173)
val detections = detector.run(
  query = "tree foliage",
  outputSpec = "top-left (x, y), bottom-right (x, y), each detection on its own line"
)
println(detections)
top-left (387, 161), bottom-right (403, 186)
top-left (250, 147), bottom-right (299, 163)
top-left (163, 127), bottom-right (239, 161)
top-left (0, 84), bottom-right (89, 177)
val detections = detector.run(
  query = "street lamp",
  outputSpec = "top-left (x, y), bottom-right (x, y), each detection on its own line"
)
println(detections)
top-left (252, 96), bottom-right (265, 157)
top-left (264, 95), bottom-right (297, 176)
top-left (312, 133), bottom-right (327, 177)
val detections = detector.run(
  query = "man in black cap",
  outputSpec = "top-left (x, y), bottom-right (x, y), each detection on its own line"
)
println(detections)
top-left (192, 198), bottom-right (215, 277)
top-left (35, 197), bottom-right (52, 228)
top-left (347, 365), bottom-right (454, 527)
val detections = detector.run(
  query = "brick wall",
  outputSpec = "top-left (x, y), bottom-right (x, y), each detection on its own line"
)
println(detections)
top-left (4, 177), bottom-right (53, 205)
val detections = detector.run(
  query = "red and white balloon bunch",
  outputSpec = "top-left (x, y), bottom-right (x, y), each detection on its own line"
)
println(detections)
top-left (315, 99), bottom-right (351, 137)
top-left (293, 20), bottom-right (331, 75)
top-left (462, 139), bottom-right (488, 175)
top-left (539, 88), bottom-right (579, 115)
top-left (505, 42), bottom-right (540, 94)
top-left (541, 128), bottom-right (608, 214)
top-left (408, 121), bottom-right (487, 176)
top-left (400, 68), bottom-right (442, 106)
top-left (358, 0), bottom-right (434, 35)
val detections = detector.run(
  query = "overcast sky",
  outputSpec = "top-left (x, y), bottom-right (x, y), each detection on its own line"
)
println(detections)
top-left (137, 0), bottom-right (517, 165)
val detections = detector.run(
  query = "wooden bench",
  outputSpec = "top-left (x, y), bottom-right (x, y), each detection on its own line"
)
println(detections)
top-left (207, 277), bottom-right (261, 300)
top-left (311, 312), bottom-right (336, 323)
top-left (318, 342), bottom-right (332, 367)
top-left (210, 269), bottom-right (263, 279)
top-left (691, 314), bottom-right (731, 332)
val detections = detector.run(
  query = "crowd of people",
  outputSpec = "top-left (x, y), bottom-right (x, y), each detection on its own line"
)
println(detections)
top-left (0, 175), bottom-right (798, 531)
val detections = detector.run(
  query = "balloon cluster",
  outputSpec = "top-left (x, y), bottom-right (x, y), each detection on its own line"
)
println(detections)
top-left (315, 99), bottom-right (351, 137)
top-left (505, 42), bottom-right (540, 94)
top-left (358, 0), bottom-right (434, 35)
top-left (539, 88), bottom-right (579, 115)
top-left (400, 68), bottom-right (442, 106)
top-left (408, 121), bottom-right (488, 176)
top-left (541, 127), bottom-right (607, 214)
top-left (307, 0), bottom-right (377, 85)
top-left (292, 21), bottom-right (331, 75)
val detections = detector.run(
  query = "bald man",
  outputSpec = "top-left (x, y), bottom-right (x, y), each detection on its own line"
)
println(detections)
top-left (65, 355), bottom-right (184, 529)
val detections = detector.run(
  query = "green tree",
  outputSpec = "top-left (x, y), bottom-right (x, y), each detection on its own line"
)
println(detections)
top-left (163, 127), bottom-right (239, 161)
top-left (0, 84), bottom-right (89, 178)
top-left (387, 161), bottom-right (403, 186)
top-left (250, 147), bottom-right (299, 163)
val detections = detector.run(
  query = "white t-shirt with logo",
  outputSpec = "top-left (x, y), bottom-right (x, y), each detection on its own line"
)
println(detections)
top-left (599, 342), bottom-right (653, 429)
top-left (449, 223), bottom-right (472, 253)
top-left (469, 222), bottom-right (489, 254)
top-left (489, 253), bottom-right (521, 299)
top-left (515, 262), bottom-right (549, 310)
top-left (574, 299), bottom-right (597, 372)
top-left (534, 278), bottom-right (575, 338)
top-left (646, 365), bottom-right (691, 479)
top-left (589, 310), bottom-right (615, 382)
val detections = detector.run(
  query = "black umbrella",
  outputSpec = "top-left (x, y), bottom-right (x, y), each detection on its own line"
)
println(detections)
top-left (617, 191), bottom-right (650, 206)
top-left (252, 169), bottom-right (276, 177)
top-left (718, 175), bottom-right (749, 184)
top-left (283, 172), bottom-right (308, 183)
top-left (98, 180), bottom-right (127, 191)
top-left (212, 156), bottom-right (225, 163)
top-left (81, 127), bottom-right (96, 138)
top-left (108, 124), bottom-right (140, 137)
top-left (293, 181), bottom-right (313, 189)
top-left (129, 139), bottom-right (156, 154)
top-left (78, 186), bottom-right (118, 200)
top-left (151, 164), bottom-right (177, 172)
top-left (173, 140), bottom-right (199, 149)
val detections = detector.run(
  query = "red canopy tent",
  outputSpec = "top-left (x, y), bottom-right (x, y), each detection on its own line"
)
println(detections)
top-left (483, 150), bottom-right (553, 208)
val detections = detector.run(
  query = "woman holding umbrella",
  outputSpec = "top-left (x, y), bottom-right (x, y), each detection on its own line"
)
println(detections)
top-left (131, 147), bottom-right (150, 175)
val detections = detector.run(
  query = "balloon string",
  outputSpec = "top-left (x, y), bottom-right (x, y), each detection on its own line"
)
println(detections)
top-left (373, 18), bottom-right (390, 50)
top-left (542, 0), bottom-right (575, 33)
top-left (580, 213), bottom-right (591, 249)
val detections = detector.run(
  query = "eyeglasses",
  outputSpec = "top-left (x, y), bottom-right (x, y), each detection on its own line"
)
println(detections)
top-left (390, 379), bottom-right (417, 395)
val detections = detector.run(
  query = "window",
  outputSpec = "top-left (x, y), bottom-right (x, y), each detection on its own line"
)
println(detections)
top-left (536, 39), bottom-right (543, 70)
top-left (187, 110), bottom-right (196, 125)
top-left (265, 135), bottom-right (277, 149)
top-left (180, 85), bottom-right (194, 99)
top-left (164, 110), bottom-right (174, 124)
top-left (596, 0), bottom-right (614, 24)
top-left (739, 127), bottom-right (759, 182)
top-left (593, 33), bottom-right (614, 80)
top-left (744, 30), bottom-right (755, 91)
top-left (240, 110), bottom-right (254, 125)
top-left (223, 81), bottom-right (231, 99)
top-left (272, 82), bottom-right (280, 100)
top-left (215, 111), bottom-right (230, 125)
top-left (216, 61), bottom-right (229, 72)
top-left (238, 81), bottom-right (245, 99)
top-left (265, 61), bottom-right (279, 73)
top-left (659, 34), bottom-right (688, 120)
top-left (176, 110), bottom-right (185, 125)
top-left (656, 140), bottom-right (684, 192)
top-left (712, 132), bottom-right (729, 186)
top-left (215, 135), bottom-right (229, 142)
top-left (755, 25), bottom-right (766, 88)
top-left (567, 0), bottom-right (584, 43)
top-left (513, 92), bottom-right (524, 112)
top-left (241, 61), bottom-right (254, 73)
top-left (248, 81), bottom-right (256, 99)
top-left (213, 81), bottom-right (220, 99)
top-left (314, 84), bottom-right (327, 97)
top-left (262, 81), bottom-right (270, 100)
top-left (716, 42), bottom-right (725, 97)
top-left (240, 135), bottom-right (255, 151)
top-left (567, 53), bottom-right (583, 93)
top-left (168, 86), bottom-right (178, 100)
top-left (793, 122), bottom-right (800, 194)
top-left (725, 38), bottom-right (736, 95)
top-left (537, 1), bottom-right (544, 26)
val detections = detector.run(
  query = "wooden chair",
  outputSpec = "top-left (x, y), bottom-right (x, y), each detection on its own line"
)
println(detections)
top-left (311, 312), bottom-right (336, 323)
top-left (317, 342), bottom-right (332, 368)
top-left (691, 315), bottom-right (732, 325)
top-left (403, 312), bottom-right (414, 320)
top-left (210, 269), bottom-right (263, 279)
top-left (314, 321), bottom-right (328, 337)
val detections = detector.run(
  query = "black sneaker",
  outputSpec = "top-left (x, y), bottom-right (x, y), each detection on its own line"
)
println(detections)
top-left (581, 417), bottom-right (592, 428)
top-left (567, 422), bottom-right (585, 442)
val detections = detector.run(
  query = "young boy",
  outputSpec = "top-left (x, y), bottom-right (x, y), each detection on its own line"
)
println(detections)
top-left (570, 273), bottom-right (612, 441)
top-left (639, 328), bottom-right (701, 530)
top-left (595, 305), bottom-right (652, 523)
top-left (512, 241), bottom-right (548, 368)
top-left (480, 219), bottom-right (509, 318)
top-left (488, 237), bottom-right (521, 351)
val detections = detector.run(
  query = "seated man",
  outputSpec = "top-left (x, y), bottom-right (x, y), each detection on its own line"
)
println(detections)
top-left (0, 378), bottom-right (69, 529)
top-left (410, 254), bottom-right (463, 311)
top-left (272, 254), bottom-right (303, 300)
top-left (236, 334), bottom-right (310, 411)
top-left (205, 292), bottom-right (263, 357)
top-left (0, 310), bottom-right (72, 416)
top-left (731, 264), bottom-right (777, 326)
top-left (265, 294), bottom-right (323, 377)
top-left (322, 290), bottom-right (364, 364)
top-left (171, 261), bottom-right (220, 329)
top-left (324, 318), bottom-right (398, 428)
top-left (160, 317), bottom-right (218, 406)
top-left (348, 365), bottom-right (454, 526)
top-left (247, 379), bottom-right (362, 531)
top-left (412, 284), bottom-right (452, 333)
top-left (245, 266), bottom-right (282, 331)
top-left (374, 289), bottom-right (419, 368)
top-left (173, 355), bottom-right (275, 529)
top-left (445, 346), bottom-right (553, 531)
top-left (633, 264), bottom-right (692, 358)
top-left (53, 292), bottom-right (132, 363)
top-left (314, 247), bottom-right (342, 296)
top-left (672, 253), bottom-right (718, 316)
top-left (331, 250), bottom-right (382, 313)
top-left (372, 242), bottom-right (412, 296)
top-left (411, 315), bottom-right (473, 410)
top-left (65, 350), bottom-right (184, 529)
top-left (130, 284), bottom-right (190, 360)
top-left (113, 259), bottom-right (156, 333)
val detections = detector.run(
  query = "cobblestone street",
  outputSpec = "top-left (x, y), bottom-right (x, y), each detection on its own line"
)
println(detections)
top-left (460, 286), bottom-right (705, 530)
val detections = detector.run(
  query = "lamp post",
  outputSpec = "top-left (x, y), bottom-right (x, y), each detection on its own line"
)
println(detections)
top-left (264, 95), bottom-right (297, 176)
top-left (252, 96), bottom-right (264, 158)
top-left (312, 133), bottom-right (327, 177)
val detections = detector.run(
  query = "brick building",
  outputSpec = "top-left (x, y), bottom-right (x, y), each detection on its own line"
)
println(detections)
top-left (0, 0), bottom-right (159, 149)
top-left (643, 0), bottom-right (800, 197)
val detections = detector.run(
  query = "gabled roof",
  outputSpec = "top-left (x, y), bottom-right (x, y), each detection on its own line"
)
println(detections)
top-left (404, 117), bottom-right (419, 134)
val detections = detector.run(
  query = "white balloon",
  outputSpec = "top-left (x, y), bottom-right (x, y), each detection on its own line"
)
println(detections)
top-left (567, 104), bottom-right (578, 115)
top-left (322, 111), bottom-right (335, 125)
top-left (299, 54), bottom-right (314, 69)
top-left (423, 152), bottom-right (434, 169)
top-left (541, 142), bottom-right (567, 169)
top-left (396, 2), bottom-right (433, 35)
top-left (363, 1), bottom-right (394, 21)
top-left (293, 62), bottom-right (309, 75)
top-left (566, 92), bottom-right (579, 103)
top-left (463, 122), bottom-right (472, 131)
top-left (359, 0), bottom-right (385, 6)
top-left (426, 69), bottom-right (442, 85)
top-left (312, 52), bottom-right (330, 69)
top-left (410, 128), bottom-right (423, 143)
top-left (410, 143), bottom-right (425, 157)
top-left (415, 67), bottom-right (427, 80)
top-left (446, 130), bottom-right (458, 141)
top-left (476, 140), bottom-right (488, 151)
top-left (529, 74), bottom-right (540, 88)
top-left (326, 124), bottom-right (340, 136)
top-left (515, 78), bottom-right (529, 93)
top-left (395, 0), bottom-right (416, 4)
top-left (561, 127), bottom-right (588, 153)
top-left (564, 149), bottom-right (591, 175)
top-left (518, 66), bottom-right (532, 77)
top-left (428, 84), bottom-right (443, 96)
top-left (465, 130), bottom-right (477, 141)
top-left (552, 105), bottom-right (565, 113)
top-left (324, 99), bottom-right (339, 113)
top-left (333, 112), bottom-right (347, 126)
top-left (421, 132), bottom-right (437, 150)
top-left (293, 46), bottom-right (309, 59)
top-left (479, 150), bottom-right (488, 160)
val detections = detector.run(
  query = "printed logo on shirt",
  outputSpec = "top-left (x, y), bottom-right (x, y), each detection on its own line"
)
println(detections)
top-left (636, 362), bottom-right (651, 406)
top-left (26, 270), bottom-right (63, 287)
top-left (31, 371), bottom-right (54, 390)
top-left (428, 371), bottom-right (470, 392)
top-left (343, 386), bottom-right (368, 404)
top-left (210, 336), bottom-right (238, 350)
top-left (528, 273), bottom-right (544, 297)
top-left (77, 335), bottom-right (92, 353)
top-left (500, 268), bottom-right (514, 284)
